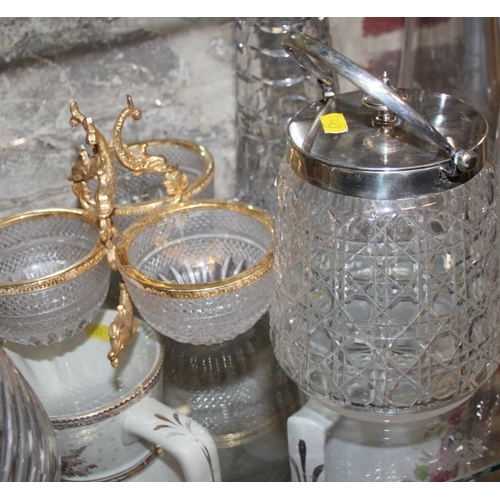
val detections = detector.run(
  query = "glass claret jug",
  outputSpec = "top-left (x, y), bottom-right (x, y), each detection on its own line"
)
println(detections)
top-left (270, 32), bottom-right (500, 421)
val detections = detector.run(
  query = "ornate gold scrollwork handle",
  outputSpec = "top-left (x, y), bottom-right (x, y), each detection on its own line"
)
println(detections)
top-left (68, 101), bottom-right (117, 252)
top-left (69, 101), bottom-right (138, 368)
top-left (110, 95), bottom-right (189, 200)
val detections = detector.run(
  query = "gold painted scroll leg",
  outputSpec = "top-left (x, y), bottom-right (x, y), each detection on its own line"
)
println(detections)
top-left (107, 282), bottom-right (139, 368)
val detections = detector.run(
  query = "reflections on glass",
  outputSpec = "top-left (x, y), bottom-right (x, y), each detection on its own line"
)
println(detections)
top-left (162, 314), bottom-right (302, 481)
top-left (0, 345), bottom-right (61, 481)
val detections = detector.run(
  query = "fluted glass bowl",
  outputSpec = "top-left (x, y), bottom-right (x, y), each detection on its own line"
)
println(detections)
top-left (115, 200), bottom-right (274, 344)
top-left (0, 209), bottom-right (110, 345)
top-left (0, 345), bottom-right (61, 481)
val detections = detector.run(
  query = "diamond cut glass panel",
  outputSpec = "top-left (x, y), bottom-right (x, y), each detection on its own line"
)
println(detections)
top-left (271, 160), bottom-right (500, 419)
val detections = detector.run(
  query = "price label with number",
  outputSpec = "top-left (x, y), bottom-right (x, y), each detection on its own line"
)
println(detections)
top-left (320, 113), bottom-right (349, 134)
top-left (85, 323), bottom-right (110, 342)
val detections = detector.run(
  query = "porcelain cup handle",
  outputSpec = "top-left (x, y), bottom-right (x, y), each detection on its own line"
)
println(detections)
top-left (287, 399), bottom-right (339, 482)
top-left (121, 397), bottom-right (221, 482)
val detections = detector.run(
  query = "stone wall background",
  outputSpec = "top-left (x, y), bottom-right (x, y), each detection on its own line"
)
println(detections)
top-left (0, 17), bottom-right (406, 218)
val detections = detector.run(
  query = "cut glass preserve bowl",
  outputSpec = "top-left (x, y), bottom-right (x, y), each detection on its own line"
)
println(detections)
top-left (0, 208), bottom-right (110, 346)
top-left (115, 200), bottom-right (275, 345)
top-left (90, 139), bottom-right (214, 232)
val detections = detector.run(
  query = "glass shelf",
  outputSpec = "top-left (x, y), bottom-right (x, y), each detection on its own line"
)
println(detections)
top-left (1, 17), bottom-right (500, 483)
top-left (138, 304), bottom-right (500, 482)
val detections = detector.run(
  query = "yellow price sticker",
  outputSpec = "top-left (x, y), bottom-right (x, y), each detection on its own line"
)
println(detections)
top-left (320, 113), bottom-right (349, 134)
top-left (84, 323), bottom-right (110, 342)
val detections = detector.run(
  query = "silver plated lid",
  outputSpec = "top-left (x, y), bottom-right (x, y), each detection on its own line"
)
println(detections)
top-left (283, 32), bottom-right (488, 200)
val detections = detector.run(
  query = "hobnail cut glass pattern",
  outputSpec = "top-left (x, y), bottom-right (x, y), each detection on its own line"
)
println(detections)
top-left (0, 346), bottom-right (61, 481)
top-left (122, 208), bottom-right (273, 344)
top-left (271, 160), bottom-right (500, 420)
top-left (161, 316), bottom-right (297, 440)
top-left (235, 17), bottom-right (331, 214)
top-left (0, 214), bottom-right (110, 345)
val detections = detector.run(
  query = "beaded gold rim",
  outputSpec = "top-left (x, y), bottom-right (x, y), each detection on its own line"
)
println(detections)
top-left (0, 208), bottom-right (106, 296)
top-left (115, 200), bottom-right (274, 299)
top-left (112, 138), bottom-right (214, 217)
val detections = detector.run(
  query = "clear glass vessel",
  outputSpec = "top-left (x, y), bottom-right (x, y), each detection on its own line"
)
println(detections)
top-left (162, 313), bottom-right (301, 481)
top-left (0, 208), bottom-right (110, 345)
top-left (235, 17), bottom-right (334, 214)
top-left (398, 17), bottom-right (500, 146)
top-left (115, 200), bottom-right (274, 345)
top-left (86, 138), bottom-right (214, 232)
top-left (273, 160), bottom-right (500, 420)
top-left (271, 32), bottom-right (500, 421)
top-left (0, 345), bottom-right (61, 481)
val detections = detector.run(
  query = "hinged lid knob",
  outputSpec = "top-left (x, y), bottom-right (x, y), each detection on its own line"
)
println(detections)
top-left (282, 32), bottom-right (480, 180)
